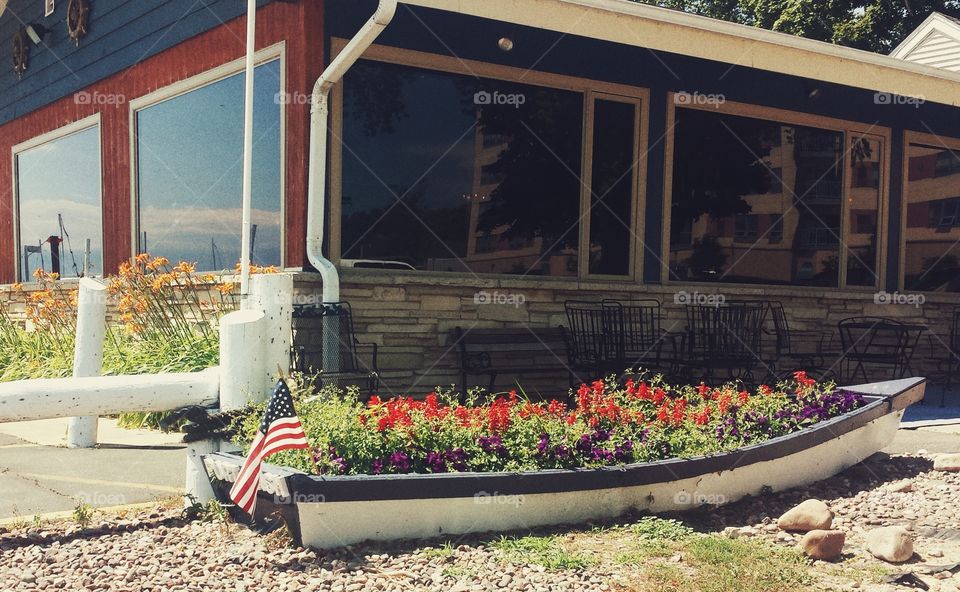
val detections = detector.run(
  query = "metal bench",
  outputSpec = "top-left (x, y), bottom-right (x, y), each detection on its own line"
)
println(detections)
top-left (451, 326), bottom-right (572, 398)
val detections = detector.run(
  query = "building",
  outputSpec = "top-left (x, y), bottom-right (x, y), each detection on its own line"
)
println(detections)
top-left (1, 0), bottom-right (959, 391)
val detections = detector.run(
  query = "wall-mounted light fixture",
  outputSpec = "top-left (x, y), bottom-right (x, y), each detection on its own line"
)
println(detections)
top-left (25, 23), bottom-right (49, 46)
top-left (498, 37), bottom-right (514, 52)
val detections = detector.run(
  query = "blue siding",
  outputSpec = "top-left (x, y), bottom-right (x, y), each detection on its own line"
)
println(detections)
top-left (0, 0), bottom-right (275, 125)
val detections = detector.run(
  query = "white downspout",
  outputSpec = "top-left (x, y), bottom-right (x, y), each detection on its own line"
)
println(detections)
top-left (306, 0), bottom-right (398, 303)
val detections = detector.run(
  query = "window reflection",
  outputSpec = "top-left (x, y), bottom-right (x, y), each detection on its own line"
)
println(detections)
top-left (845, 136), bottom-right (882, 288)
top-left (669, 108), bottom-right (844, 286)
top-left (16, 125), bottom-right (102, 280)
top-left (589, 99), bottom-right (637, 276)
top-left (904, 142), bottom-right (960, 292)
top-left (136, 59), bottom-right (282, 270)
top-left (340, 60), bottom-right (584, 276)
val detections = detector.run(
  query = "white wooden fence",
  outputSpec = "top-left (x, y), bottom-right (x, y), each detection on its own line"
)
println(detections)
top-left (0, 273), bottom-right (294, 503)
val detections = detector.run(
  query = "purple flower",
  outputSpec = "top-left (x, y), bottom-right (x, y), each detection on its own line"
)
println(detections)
top-left (536, 434), bottom-right (551, 456)
top-left (445, 448), bottom-right (468, 472)
top-left (389, 451), bottom-right (411, 473)
top-left (371, 458), bottom-right (384, 475)
top-left (478, 434), bottom-right (508, 456)
top-left (425, 451), bottom-right (448, 473)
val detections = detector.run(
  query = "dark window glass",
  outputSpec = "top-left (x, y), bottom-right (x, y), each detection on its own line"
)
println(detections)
top-left (588, 99), bottom-right (637, 276)
top-left (905, 143), bottom-right (960, 292)
top-left (16, 125), bottom-right (102, 280)
top-left (845, 135), bottom-right (882, 288)
top-left (669, 108), bottom-right (844, 286)
top-left (340, 60), bottom-right (584, 276)
top-left (136, 60), bottom-right (282, 270)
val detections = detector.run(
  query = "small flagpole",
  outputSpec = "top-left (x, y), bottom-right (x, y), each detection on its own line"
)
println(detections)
top-left (239, 0), bottom-right (257, 300)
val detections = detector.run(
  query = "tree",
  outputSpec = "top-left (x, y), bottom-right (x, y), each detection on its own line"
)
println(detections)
top-left (634, 0), bottom-right (960, 53)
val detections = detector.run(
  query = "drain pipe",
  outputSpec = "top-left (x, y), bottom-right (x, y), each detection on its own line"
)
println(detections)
top-left (306, 0), bottom-right (398, 303)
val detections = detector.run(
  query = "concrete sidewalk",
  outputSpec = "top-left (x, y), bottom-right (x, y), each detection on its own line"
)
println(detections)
top-left (0, 418), bottom-right (186, 522)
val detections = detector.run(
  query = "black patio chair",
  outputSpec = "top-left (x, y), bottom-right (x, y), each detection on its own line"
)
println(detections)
top-left (930, 308), bottom-right (960, 407)
top-left (602, 299), bottom-right (684, 378)
top-left (837, 317), bottom-right (924, 386)
top-left (563, 301), bottom-right (623, 383)
top-left (681, 301), bottom-right (769, 386)
top-left (291, 301), bottom-right (379, 396)
top-left (763, 301), bottom-right (838, 382)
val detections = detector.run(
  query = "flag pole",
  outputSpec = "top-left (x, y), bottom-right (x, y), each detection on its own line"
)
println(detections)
top-left (239, 0), bottom-right (257, 301)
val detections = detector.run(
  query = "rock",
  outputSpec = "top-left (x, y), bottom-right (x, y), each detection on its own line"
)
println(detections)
top-left (885, 480), bottom-right (914, 493)
top-left (778, 499), bottom-right (834, 532)
top-left (866, 526), bottom-right (914, 563)
top-left (799, 530), bottom-right (845, 561)
top-left (933, 454), bottom-right (960, 472)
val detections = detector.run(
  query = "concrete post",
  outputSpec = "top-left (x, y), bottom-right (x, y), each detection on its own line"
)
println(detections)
top-left (67, 278), bottom-right (107, 448)
top-left (244, 273), bottom-right (293, 396)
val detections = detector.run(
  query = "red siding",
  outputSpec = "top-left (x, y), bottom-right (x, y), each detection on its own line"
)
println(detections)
top-left (0, 1), bottom-right (321, 282)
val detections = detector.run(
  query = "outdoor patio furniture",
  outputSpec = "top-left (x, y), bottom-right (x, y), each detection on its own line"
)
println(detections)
top-left (763, 301), bottom-right (839, 381)
top-left (451, 326), bottom-right (571, 400)
top-left (602, 299), bottom-right (684, 378)
top-left (563, 301), bottom-right (624, 382)
top-left (929, 307), bottom-right (960, 407)
top-left (681, 301), bottom-right (769, 385)
top-left (291, 301), bottom-right (380, 396)
top-left (837, 317), bottom-right (925, 386)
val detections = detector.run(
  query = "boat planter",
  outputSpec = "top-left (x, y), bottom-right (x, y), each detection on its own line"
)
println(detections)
top-left (203, 377), bottom-right (924, 549)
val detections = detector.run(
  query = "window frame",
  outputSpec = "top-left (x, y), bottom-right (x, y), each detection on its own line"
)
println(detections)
top-left (11, 113), bottom-right (103, 282)
top-left (329, 39), bottom-right (650, 282)
top-left (127, 42), bottom-right (287, 269)
top-left (900, 130), bottom-right (960, 292)
top-left (662, 95), bottom-right (891, 291)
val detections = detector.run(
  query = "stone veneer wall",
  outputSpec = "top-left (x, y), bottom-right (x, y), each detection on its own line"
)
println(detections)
top-left (294, 271), bottom-right (960, 397)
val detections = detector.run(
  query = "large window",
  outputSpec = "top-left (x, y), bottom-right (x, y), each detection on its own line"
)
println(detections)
top-left (339, 59), bottom-right (586, 277)
top-left (14, 120), bottom-right (102, 281)
top-left (904, 140), bottom-right (960, 292)
top-left (134, 58), bottom-right (282, 270)
top-left (668, 106), bottom-right (854, 287)
top-left (845, 134), bottom-right (883, 288)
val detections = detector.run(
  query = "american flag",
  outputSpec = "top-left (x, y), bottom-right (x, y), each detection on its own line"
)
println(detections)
top-left (229, 379), bottom-right (310, 515)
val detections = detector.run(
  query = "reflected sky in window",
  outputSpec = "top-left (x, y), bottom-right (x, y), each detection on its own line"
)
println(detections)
top-left (16, 125), bottom-right (102, 280)
top-left (136, 59), bottom-right (282, 270)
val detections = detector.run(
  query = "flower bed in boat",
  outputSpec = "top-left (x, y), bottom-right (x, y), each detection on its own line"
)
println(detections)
top-left (229, 372), bottom-right (867, 476)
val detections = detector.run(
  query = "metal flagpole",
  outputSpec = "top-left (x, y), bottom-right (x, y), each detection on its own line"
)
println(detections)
top-left (239, 0), bottom-right (257, 301)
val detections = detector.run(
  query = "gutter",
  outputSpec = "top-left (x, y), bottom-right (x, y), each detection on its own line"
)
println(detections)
top-left (306, 0), bottom-right (398, 303)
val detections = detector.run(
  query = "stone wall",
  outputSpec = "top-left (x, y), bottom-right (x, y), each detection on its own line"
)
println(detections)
top-left (293, 270), bottom-right (960, 398)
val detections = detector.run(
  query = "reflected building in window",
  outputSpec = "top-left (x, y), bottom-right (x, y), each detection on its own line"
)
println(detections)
top-left (904, 144), bottom-right (960, 292)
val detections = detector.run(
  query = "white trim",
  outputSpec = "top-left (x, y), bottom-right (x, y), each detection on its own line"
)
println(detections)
top-left (11, 114), bottom-right (103, 282)
top-left (399, 0), bottom-right (960, 106)
top-left (891, 12), bottom-right (960, 59)
top-left (128, 42), bottom-right (287, 270)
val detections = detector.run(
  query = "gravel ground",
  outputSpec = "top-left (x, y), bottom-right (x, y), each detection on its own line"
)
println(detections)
top-left (1, 452), bottom-right (958, 592)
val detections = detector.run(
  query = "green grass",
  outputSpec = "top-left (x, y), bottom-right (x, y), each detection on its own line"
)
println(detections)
top-left (493, 534), bottom-right (598, 570)
top-left (622, 534), bottom-right (812, 592)
top-left (421, 541), bottom-right (456, 560)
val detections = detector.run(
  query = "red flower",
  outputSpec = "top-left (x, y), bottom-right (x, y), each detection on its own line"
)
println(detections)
top-left (738, 390), bottom-right (750, 406)
top-left (547, 399), bottom-right (567, 417)
top-left (759, 385), bottom-right (773, 396)
top-left (718, 394), bottom-right (732, 415)
top-left (368, 395), bottom-right (382, 407)
top-left (487, 397), bottom-right (512, 432)
top-left (652, 388), bottom-right (666, 405)
top-left (697, 383), bottom-right (710, 397)
top-left (636, 382), bottom-right (651, 400)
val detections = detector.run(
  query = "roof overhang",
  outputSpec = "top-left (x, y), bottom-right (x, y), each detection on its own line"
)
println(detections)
top-left (400, 0), bottom-right (960, 107)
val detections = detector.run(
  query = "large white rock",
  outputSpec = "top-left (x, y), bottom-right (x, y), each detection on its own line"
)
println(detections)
top-left (867, 526), bottom-right (914, 563)
top-left (799, 529), bottom-right (845, 561)
top-left (933, 454), bottom-right (960, 472)
top-left (778, 499), bottom-right (834, 532)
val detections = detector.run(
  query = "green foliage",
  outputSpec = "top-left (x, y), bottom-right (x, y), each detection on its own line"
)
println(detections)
top-left (494, 535), bottom-right (598, 570)
top-left (633, 0), bottom-right (960, 53)
top-left (71, 502), bottom-right (93, 528)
